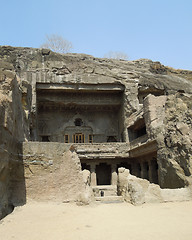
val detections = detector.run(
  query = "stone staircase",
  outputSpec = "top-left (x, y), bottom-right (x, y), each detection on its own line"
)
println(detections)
top-left (92, 185), bottom-right (124, 203)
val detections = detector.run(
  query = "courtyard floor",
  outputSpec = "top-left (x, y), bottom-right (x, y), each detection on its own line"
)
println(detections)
top-left (0, 201), bottom-right (192, 240)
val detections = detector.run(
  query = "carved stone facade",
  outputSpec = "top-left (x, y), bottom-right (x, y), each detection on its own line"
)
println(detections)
top-left (37, 89), bottom-right (122, 143)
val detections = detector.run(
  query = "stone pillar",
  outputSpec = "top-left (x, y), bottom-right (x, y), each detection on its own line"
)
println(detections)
top-left (31, 72), bottom-right (38, 141)
top-left (149, 160), bottom-right (159, 184)
top-left (132, 162), bottom-right (140, 177)
top-left (111, 164), bottom-right (117, 185)
top-left (140, 162), bottom-right (144, 178)
top-left (148, 161), bottom-right (153, 183)
top-left (124, 128), bottom-right (129, 143)
top-left (90, 163), bottom-right (97, 186)
top-left (140, 162), bottom-right (149, 180)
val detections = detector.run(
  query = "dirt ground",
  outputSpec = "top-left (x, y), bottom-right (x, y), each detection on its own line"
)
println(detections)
top-left (0, 201), bottom-right (192, 240)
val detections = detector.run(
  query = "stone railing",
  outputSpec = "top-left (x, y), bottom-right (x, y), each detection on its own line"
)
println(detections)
top-left (73, 142), bottom-right (130, 159)
top-left (129, 134), bottom-right (148, 150)
top-left (23, 142), bottom-right (130, 162)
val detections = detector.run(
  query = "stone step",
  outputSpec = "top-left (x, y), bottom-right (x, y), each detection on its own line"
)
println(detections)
top-left (93, 185), bottom-right (117, 197)
top-left (95, 196), bottom-right (124, 203)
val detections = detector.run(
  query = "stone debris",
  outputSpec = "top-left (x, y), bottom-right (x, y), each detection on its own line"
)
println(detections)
top-left (118, 167), bottom-right (192, 205)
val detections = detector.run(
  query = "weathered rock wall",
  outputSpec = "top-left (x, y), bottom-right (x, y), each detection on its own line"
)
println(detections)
top-left (144, 94), bottom-right (192, 188)
top-left (157, 93), bottom-right (192, 188)
top-left (0, 62), bottom-right (26, 219)
top-left (1, 46), bottom-right (192, 125)
top-left (1, 46), bottom-right (192, 142)
top-left (144, 94), bottom-right (167, 139)
top-left (23, 142), bottom-right (91, 203)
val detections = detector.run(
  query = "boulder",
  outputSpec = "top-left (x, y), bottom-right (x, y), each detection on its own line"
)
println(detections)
top-left (118, 167), bottom-right (192, 205)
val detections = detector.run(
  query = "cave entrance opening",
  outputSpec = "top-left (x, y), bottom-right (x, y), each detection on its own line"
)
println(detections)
top-left (96, 163), bottom-right (111, 185)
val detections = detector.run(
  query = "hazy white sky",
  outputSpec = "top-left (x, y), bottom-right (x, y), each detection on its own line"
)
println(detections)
top-left (1, 0), bottom-right (192, 70)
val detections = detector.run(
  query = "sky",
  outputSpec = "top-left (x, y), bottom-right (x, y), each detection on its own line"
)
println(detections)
top-left (1, 0), bottom-right (192, 70)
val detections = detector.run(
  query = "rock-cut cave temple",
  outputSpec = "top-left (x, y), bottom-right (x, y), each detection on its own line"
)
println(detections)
top-left (0, 46), bottom-right (192, 218)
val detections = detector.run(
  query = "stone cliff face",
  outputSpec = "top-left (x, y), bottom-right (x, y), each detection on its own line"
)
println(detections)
top-left (0, 60), bottom-right (26, 219)
top-left (158, 93), bottom-right (192, 188)
top-left (0, 46), bottom-right (192, 217)
top-left (0, 46), bottom-right (192, 123)
top-left (144, 93), bottom-right (192, 188)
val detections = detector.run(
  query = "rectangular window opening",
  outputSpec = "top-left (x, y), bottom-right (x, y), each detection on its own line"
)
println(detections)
top-left (89, 135), bottom-right (93, 143)
top-left (73, 133), bottom-right (85, 143)
top-left (64, 134), bottom-right (69, 143)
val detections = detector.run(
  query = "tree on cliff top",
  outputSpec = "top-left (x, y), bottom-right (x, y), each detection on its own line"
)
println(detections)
top-left (104, 51), bottom-right (128, 60)
top-left (40, 34), bottom-right (73, 53)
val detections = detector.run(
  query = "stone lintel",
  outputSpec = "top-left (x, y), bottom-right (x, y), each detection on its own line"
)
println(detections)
top-left (79, 155), bottom-right (129, 160)
top-left (129, 139), bottom-right (157, 158)
top-left (36, 83), bottom-right (125, 92)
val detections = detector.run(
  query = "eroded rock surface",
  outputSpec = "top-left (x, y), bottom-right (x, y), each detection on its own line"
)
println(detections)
top-left (143, 93), bottom-right (192, 188)
top-left (118, 168), bottom-right (192, 205)
top-left (23, 142), bottom-right (90, 203)
top-left (0, 61), bottom-right (26, 219)
top-left (157, 93), bottom-right (192, 188)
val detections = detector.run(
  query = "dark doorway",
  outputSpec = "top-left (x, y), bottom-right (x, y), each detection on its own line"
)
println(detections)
top-left (107, 136), bottom-right (117, 142)
top-left (150, 158), bottom-right (159, 184)
top-left (117, 162), bottom-right (132, 174)
top-left (96, 163), bottom-right (111, 185)
top-left (41, 136), bottom-right (50, 142)
top-left (81, 163), bottom-right (90, 171)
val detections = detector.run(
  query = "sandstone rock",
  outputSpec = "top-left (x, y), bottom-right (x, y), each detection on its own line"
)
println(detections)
top-left (76, 169), bottom-right (94, 205)
top-left (23, 146), bottom-right (89, 203)
top-left (156, 94), bottom-right (192, 188)
top-left (117, 168), bottom-right (192, 205)
top-left (82, 169), bottom-right (91, 186)
top-left (117, 167), bottom-right (130, 202)
top-left (118, 168), bottom-right (163, 205)
top-left (0, 68), bottom-right (26, 219)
